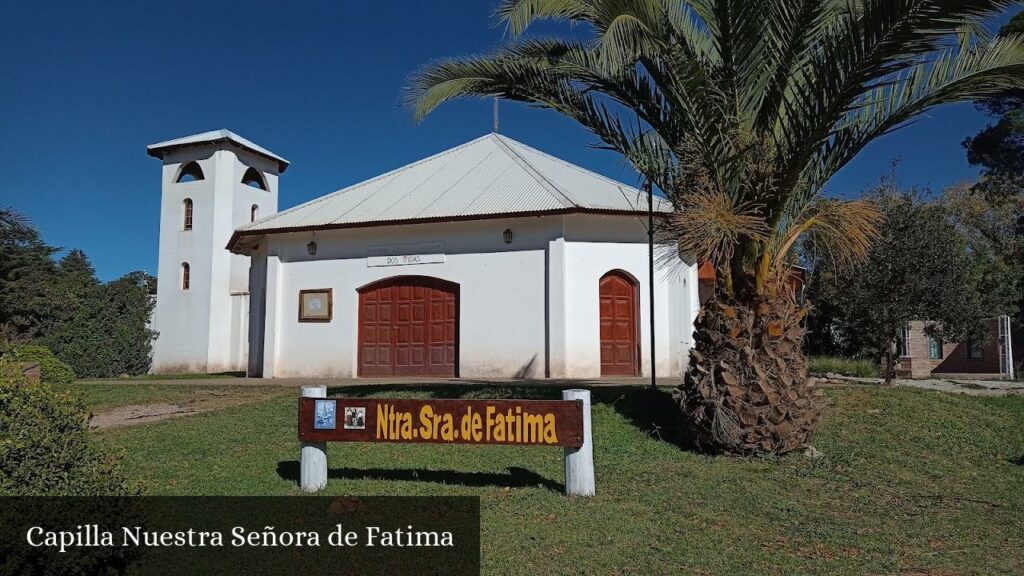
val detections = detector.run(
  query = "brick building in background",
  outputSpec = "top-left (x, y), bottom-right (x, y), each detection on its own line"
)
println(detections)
top-left (895, 317), bottom-right (1016, 380)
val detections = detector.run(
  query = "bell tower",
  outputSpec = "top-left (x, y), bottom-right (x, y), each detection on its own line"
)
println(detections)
top-left (147, 130), bottom-right (288, 373)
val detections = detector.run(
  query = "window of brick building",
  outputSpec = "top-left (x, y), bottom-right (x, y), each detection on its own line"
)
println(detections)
top-left (967, 338), bottom-right (983, 359)
top-left (927, 336), bottom-right (943, 359)
top-left (181, 263), bottom-right (190, 291)
top-left (183, 198), bottom-right (193, 230)
top-left (898, 325), bottom-right (911, 357)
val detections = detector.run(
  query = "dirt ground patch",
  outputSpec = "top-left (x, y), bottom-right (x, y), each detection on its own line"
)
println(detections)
top-left (89, 388), bottom-right (290, 429)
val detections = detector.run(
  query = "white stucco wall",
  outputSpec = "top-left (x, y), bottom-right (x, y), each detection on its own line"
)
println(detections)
top-left (246, 213), bottom-right (699, 379)
top-left (151, 144), bottom-right (279, 374)
top-left (557, 214), bottom-right (697, 378)
top-left (257, 217), bottom-right (555, 378)
top-left (151, 151), bottom-right (216, 373)
top-left (229, 293), bottom-right (249, 371)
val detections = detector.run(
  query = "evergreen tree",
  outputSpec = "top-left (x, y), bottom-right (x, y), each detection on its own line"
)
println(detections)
top-left (0, 208), bottom-right (60, 341)
top-left (0, 208), bottom-right (157, 377)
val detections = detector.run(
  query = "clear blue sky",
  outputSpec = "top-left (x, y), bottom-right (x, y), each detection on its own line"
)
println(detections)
top-left (0, 1), bottom-right (1013, 280)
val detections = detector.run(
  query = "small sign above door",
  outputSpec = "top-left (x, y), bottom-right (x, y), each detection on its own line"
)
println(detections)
top-left (367, 242), bottom-right (445, 267)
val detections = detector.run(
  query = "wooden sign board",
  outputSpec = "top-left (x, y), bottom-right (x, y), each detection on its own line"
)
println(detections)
top-left (298, 398), bottom-right (584, 448)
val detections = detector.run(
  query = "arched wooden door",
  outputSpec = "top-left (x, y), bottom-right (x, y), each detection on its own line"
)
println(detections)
top-left (599, 270), bottom-right (639, 376)
top-left (358, 276), bottom-right (458, 377)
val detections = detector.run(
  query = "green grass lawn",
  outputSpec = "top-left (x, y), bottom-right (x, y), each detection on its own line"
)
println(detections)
top-left (93, 384), bottom-right (1024, 575)
top-left (808, 356), bottom-right (881, 378)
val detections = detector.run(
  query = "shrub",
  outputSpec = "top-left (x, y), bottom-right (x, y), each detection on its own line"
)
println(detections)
top-left (808, 356), bottom-right (880, 378)
top-left (0, 357), bottom-right (138, 495)
top-left (0, 343), bottom-right (76, 386)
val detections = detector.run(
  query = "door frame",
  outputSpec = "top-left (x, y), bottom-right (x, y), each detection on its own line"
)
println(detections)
top-left (598, 269), bottom-right (641, 377)
top-left (356, 275), bottom-right (460, 378)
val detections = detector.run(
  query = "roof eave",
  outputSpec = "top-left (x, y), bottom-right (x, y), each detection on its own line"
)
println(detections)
top-left (226, 207), bottom-right (671, 254)
top-left (147, 138), bottom-right (290, 173)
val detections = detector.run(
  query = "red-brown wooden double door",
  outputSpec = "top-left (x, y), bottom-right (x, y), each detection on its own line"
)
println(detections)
top-left (600, 270), bottom-right (639, 376)
top-left (358, 276), bottom-right (458, 377)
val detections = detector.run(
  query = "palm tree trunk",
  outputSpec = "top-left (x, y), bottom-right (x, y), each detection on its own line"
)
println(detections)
top-left (674, 282), bottom-right (823, 455)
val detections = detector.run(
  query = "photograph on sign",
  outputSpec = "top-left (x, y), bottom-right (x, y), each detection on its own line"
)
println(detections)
top-left (344, 406), bottom-right (366, 429)
top-left (313, 400), bottom-right (336, 430)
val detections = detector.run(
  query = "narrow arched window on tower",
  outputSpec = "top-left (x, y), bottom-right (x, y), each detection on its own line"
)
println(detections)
top-left (181, 263), bottom-right (190, 291)
top-left (250, 204), bottom-right (259, 222)
top-left (176, 161), bottom-right (205, 183)
top-left (241, 167), bottom-right (267, 190)
top-left (183, 198), bottom-right (193, 230)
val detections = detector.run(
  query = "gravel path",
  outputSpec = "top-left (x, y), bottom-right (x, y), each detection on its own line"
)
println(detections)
top-left (819, 374), bottom-right (1024, 396)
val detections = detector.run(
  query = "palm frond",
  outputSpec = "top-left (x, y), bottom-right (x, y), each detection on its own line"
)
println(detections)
top-left (0, 207), bottom-right (31, 239)
top-left (663, 187), bottom-right (769, 268)
top-left (495, 0), bottom-right (595, 37)
top-left (774, 198), bottom-right (884, 271)
top-left (812, 33), bottom-right (1024, 188)
top-left (407, 41), bottom-right (677, 182)
top-left (408, 0), bottom-right (1024, 296)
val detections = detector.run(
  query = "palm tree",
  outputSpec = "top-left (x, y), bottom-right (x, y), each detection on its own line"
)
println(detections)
top-left (407, 0), bottom-right (1024, 455)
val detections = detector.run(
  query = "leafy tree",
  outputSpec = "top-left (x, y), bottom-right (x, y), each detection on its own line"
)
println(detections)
top-left (806, 189), bottom-right (989, 383)
top-left (407, 1), bottom-right (1024, 454)
top-left (963, 11), bottom-right (1024, 198)
top-left (943, 182), bottom-right (1023, 299)
top-left (943, 181), bottom-right (1024, 372)
top-left (0, 209), bottom-right (157, 377)
top-left (959, 11), bottom-right (1024, 373)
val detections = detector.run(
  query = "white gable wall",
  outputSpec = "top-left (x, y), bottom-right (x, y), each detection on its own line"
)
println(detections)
top-left (255, 217), bottom-right (554, 378)
top-left (246, 214), bottom-right (699, 379)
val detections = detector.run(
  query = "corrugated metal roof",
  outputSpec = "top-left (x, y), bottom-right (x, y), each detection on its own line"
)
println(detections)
top-left (236, 133), bottom-right (668, 238)
top-left (147, 129), bottom-right (289, 172)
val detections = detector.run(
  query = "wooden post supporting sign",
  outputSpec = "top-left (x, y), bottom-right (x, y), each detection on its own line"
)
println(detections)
top-left (297, 389), bottom-right (594, 497)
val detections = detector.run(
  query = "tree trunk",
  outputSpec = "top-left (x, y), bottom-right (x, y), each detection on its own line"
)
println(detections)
top-left (674, 283), bottom-right (822, 456)
top-left (883, 340), bottom-right (896, 386)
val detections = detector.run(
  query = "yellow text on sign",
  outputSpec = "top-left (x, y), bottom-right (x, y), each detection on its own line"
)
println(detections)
top-left (376, 404), bottom-right (559, 444)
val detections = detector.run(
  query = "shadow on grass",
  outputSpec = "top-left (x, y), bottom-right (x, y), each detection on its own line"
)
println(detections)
top-left (1010, 454), bottom-right (1024, 466)
top-left (324, 382), bottom-right (690, 450)
top-left (276, 461), bottom-right (561, 491)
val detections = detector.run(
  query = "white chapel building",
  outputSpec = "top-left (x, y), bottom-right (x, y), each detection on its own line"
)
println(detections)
top-left (147, 130), bottom-right (700, 379)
